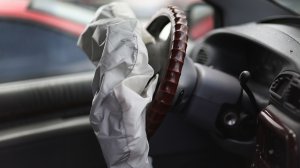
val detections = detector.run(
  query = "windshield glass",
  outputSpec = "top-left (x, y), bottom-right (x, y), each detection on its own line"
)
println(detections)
top-left (0, 0), bottom-right (200, 83)
top-left (271, 0), bottom-right (300, 14)
top-left (59, 0), bottom-right (198, 20)
top-left (30, 0), bottom-right (95, 24)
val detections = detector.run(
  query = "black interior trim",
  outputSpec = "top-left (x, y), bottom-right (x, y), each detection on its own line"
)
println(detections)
top-left (0, 72), bottom-right (94, 123)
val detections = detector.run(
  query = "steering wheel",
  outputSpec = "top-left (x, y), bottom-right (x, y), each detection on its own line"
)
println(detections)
top-left (146, 6), bottom-right (188, 137)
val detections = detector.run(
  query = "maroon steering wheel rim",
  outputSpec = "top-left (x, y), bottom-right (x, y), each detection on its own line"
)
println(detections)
top-left (146, 6), bottom-right (188, 137)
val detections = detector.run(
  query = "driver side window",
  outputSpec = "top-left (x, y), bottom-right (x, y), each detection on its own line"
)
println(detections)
top-left (0, 19), bottom-right (94, 83)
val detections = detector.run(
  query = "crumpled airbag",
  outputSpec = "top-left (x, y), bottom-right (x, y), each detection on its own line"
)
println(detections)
top-left (77, 2), bottom-right (156, 168)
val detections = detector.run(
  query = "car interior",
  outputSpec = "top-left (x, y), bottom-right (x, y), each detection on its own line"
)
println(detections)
top-left (0, 0), bottom-right (299, 168)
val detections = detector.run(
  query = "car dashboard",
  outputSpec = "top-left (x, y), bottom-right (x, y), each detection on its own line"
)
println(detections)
top-left (188, 17), bottom-right (300, 168)
top-left (190, 17), bottom-right (299, 101)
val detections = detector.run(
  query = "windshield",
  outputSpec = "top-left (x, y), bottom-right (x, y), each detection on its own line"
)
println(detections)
top-left (30, 0), bottom-right (95, 25)
top-left (271, 0), bottom-right (300, 14)
top-left (59, 0), bottom-right (198, 19)
top-left (0, 0), bottom-right (200, 83)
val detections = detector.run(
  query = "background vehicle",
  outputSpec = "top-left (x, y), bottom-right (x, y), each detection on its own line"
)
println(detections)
top-left (0, 0), bottom-right (299, 168)
top-left (0, 0), bottom-right (94, 83)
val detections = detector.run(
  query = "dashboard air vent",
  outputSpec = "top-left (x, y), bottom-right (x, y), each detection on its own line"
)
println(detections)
top-left (285, 79), bottom-right (300, 111)
top-left (270, 74), bottom-right (292, 98)
top-left (196, 49), bottom-right (208, 64)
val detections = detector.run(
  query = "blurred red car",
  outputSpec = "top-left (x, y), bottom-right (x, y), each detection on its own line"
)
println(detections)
top-left (0, 0), bottom-right (95, 83)
top-left (0, 0), bottom-right (88, 36)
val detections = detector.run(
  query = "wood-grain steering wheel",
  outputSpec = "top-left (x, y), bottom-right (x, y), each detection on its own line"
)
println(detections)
top-left (146, 6), bottom-right (188, 137)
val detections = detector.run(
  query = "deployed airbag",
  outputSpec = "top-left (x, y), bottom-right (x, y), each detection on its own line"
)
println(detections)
top-left (78, 2), bottom-right (156, 168)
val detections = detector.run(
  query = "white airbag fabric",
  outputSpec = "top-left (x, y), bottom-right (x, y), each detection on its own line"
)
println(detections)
top-left (77, 2), bottom-right (156, 168)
